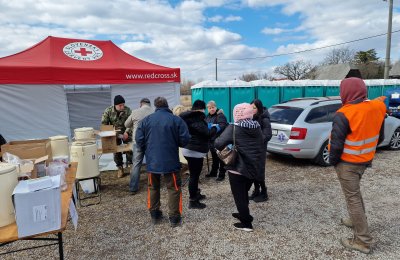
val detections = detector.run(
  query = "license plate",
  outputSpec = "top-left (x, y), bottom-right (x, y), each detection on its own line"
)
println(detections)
top-left (272, 129), bottom-right (278, 136)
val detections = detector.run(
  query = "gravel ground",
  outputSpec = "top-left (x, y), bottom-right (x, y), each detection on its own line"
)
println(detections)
top-left (2, 149), bottom-right (399, 259)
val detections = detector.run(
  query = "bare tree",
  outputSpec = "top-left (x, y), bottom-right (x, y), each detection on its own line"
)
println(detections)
top-left (239, 72), bottom-right (271, 82)
top-left (322, 47), bottom-right (355, 65)
top-left (180, 78), bottom-right (195, 95)
top-left (274, 60), bottom-right (315, 80)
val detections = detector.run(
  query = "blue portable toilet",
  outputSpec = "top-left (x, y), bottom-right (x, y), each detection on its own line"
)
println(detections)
top-left (303, 80), bottom-right (325, 97)
top-left (191, 80), bottom-right (230, 121)
top-left (325, 80), bottom-right (341, 97)
top-left (280, 80), bottom-right (304, 102)
top-left (251, 79), bottom-right (280, 108)
top-left (365, 79), bottom-right (383, 99)
top-left (227, 80), bottom-right (254, 121)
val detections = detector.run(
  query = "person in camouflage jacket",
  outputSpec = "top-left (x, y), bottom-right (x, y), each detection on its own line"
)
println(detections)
top-left (101, 95), bottom-right (132, 177)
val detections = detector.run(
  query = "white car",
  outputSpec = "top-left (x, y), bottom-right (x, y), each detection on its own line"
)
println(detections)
top-left (267, 97), bottom-right (400, 166)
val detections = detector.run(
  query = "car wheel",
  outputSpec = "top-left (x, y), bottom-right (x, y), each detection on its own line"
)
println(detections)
top-left (389, 127), bottom-right (400, 150)
top-left (314, 140), bottom-right (331, 166)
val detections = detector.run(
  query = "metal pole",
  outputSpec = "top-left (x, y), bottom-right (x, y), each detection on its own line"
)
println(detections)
top-left (215, 58), bottom-right (218, 81)
top-left (384, 0), bottom-right (393, 79)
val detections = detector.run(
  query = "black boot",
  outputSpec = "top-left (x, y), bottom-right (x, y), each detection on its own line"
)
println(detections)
top-left (189, 200), bottom-right (206, 209)
top-left (249, 189), bottom-right (260, 200)
top-left (253, 191), bottom-right (269, 203)
top-left (205, 170), bottom-right (217, 178)
top-left (150, 210), bottom-right (163, 224)
top-left (196, 189), bottom-right (206, 200)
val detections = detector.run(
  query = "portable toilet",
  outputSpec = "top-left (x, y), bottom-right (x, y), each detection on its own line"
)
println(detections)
top-left (303, 80), bottom-right (325, 97)
top-left (252, 79), bottom-right (280, 108)
top-left (365, 79), bottom-right (383, 99)
top-left (325, 80), bottom-right (341, 97)
top-left (280, 80), bottom-right (304, 102)
top-left (227, 80), bottom-right (254, 120)
top-left (192, 80), bottom-right (230, 121)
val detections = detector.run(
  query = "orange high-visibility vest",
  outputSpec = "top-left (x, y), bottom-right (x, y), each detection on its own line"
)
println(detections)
top-left (338, 100), bottom-right (386, 164)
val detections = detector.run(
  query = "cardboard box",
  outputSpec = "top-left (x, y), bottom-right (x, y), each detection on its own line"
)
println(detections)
top-left (1, 139), bottom-right (52, 161)
top-left (15, 155), bottom-right (49, 179)
top-left (98, 125), bottom-right (117, 153)
top-left (12, 175), bottom-right (61, 238)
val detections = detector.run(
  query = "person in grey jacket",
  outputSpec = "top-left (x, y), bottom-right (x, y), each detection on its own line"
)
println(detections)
top-left (214, 103), bottom-right (264, 232)
top-left (124, 98), bottom-right (154, 194)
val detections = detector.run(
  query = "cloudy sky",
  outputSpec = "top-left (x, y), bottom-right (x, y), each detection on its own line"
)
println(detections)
top-left (0, 0), bottom-right (399, 82)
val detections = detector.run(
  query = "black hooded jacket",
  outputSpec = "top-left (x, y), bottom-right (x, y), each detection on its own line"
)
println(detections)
top-left (214, 121), bottom-right (264, 181)
top-left (180, 110), bottom-right (209, 153)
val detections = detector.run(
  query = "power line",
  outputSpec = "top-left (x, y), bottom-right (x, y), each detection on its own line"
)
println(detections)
top-left (186, 61), bottom-right (214, 72)
top-left (218, 29), bottom-right (400, 61)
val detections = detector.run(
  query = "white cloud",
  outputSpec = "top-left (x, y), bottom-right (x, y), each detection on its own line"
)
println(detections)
top-left (225, 15), bottom-right (242, 22)
top-left (262, 27), bottom-right (288, 35)
top-left (209, 15), bottom-right (224, 22)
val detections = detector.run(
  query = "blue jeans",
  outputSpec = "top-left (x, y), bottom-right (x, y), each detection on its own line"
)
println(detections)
top-left (129, 143), bottom-right (145, 192)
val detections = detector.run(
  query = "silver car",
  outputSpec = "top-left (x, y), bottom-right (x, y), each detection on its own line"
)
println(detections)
top-left (267, 97), bottom-right (400, 166)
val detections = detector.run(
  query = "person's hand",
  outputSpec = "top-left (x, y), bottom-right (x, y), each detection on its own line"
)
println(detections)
top-left (123, 132), bottom-right (129, 141)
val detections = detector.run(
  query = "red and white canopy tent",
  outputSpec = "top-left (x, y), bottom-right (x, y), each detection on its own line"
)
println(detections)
top-left (0, 36), bottom-right (181, 141)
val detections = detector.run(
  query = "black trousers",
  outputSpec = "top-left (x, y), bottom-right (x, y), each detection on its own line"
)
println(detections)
top-left (228, 172), bottom-right (254, 225)
top-left (210, 149), bottom-right (226, 176)
top-left (185, 156), bottom-right (204, 200)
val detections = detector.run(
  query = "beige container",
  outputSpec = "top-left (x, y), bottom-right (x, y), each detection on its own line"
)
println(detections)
top-left (0, 163), bottom-right (18, 227)
top-left (74, 127), bottom-right (95, 141)
top-left (70, 141), bottom-right (99, 179)
top-left (49, 135), bottom-right (69, 158)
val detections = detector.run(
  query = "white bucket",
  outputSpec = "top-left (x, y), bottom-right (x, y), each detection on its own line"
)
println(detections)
top-left (0, 163), bottom-right (18, 227)
top-left (70, 141), bottom-right (100, 179)
top-left (49, 135), bottom-right (69, 158)
top-left (74, 127), bottom-right (95, 141)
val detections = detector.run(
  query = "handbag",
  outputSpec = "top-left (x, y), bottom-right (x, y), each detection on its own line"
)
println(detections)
top-left (216, 125), bottom-right (237, 166)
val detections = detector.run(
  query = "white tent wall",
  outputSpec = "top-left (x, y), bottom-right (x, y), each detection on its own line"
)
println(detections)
top-left (66, 89), bottom-right (111, 137)
top-left (111, 83), bottom-right (180, 110)
top-left (0, 84), bottom-right (71, 141)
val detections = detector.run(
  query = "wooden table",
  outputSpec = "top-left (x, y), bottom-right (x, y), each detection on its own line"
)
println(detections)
top-left (0, 162), bottom-right (77, 259)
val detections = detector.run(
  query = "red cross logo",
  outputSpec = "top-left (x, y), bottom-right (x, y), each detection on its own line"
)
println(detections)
top-left (74, 48), bottom-right (93, 56)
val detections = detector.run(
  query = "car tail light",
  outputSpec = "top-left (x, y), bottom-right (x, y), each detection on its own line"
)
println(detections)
top-left (290, 127), bottom-right (307, 140)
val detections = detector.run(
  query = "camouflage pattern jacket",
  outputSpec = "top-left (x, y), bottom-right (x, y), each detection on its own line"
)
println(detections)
top-left (101, 105), bottom-right (132, 135)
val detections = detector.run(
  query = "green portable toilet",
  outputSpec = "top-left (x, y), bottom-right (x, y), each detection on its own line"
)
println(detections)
top-left (365, 79), bottom-right (383, 99)
top-left (227, 80), bottom-right (255, 120)
top-left (325, 80), bottom-right (341, 97)
top-left (280, 80), bottom-right (304, 102)
top-left (197, 80), bottom-right (230, 122)
top-left (303, 80), bottom-right (325, 97)
top-left (252, 79), bottom-right (280, 108)
top-left (191, 85), bottom-right (204, 103)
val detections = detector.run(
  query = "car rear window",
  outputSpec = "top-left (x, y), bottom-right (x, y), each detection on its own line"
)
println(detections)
top-left (268, 106), bottom-right (304, 125)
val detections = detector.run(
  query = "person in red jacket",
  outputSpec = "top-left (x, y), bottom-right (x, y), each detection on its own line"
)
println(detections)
top-left (329, 77), bottom-right (386, 254)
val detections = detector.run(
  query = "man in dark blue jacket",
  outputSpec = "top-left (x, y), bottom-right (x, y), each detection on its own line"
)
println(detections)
top-left (136, 97), bottom-right (190, 227)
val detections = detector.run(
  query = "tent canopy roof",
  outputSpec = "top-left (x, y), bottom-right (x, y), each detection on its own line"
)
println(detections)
top-left (0, 36), bottom-right (180, 84)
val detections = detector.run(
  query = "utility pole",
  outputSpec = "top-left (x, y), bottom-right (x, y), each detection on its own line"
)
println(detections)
top-left (384, 0), bottom-right (393, 79)
top-left (215, 58), bottom-right (218, 81)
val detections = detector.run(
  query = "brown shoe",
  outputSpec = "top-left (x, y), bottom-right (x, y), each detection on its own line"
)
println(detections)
top-left (117, 166), bottom-right (124, 178)
top-left (340, 218), bottom-right (353, 228)
top-left (340, 238), bottom-right (372, 254)
top-left (125, 164), bottom-right (133, 174)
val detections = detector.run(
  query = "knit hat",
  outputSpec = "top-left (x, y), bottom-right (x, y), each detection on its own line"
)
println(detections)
top-left (233, 103), bottom-right (254, 122)
top-left (140, 98), bottom-right (151, 104)
top-left (114, 95), bottom-right (125, 105)
top-left (192, 100), bottom-right (206, 110)
top-left (340, 77), bottom-right (367, 104)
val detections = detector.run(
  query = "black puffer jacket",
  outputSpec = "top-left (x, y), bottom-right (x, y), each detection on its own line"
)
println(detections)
top-left (214, 121), bottom-right (264, 180)
top-left (253, 109), bottom-right (272, 145)
top-left (205, 109), bottom-right (228, 143)
top-left (180, 110), bottom-right (209, 153)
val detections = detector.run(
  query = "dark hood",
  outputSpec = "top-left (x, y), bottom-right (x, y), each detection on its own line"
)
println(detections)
top-left (340, 77), bottom-right (367, 104)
